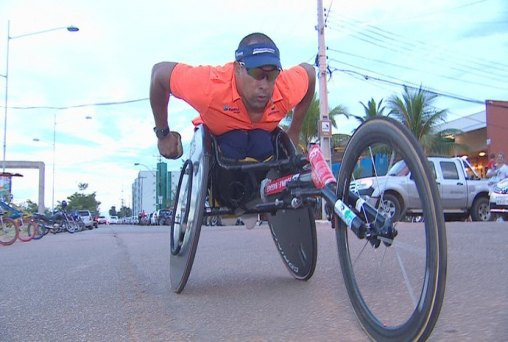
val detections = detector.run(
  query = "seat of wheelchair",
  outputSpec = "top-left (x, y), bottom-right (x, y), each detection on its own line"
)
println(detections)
top-left (209, 127), bottom-right (297, 170)
top-left (207, 128), bottom-right (299, 211)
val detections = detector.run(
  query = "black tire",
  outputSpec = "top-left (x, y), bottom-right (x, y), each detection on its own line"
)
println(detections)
top-left (169, 125), bottom-right (210, 293)
top-left (378, 192), bottom-right (403, 222)
top-left (268, 206), bottom-right (317, 280)
top-left (335, 117), bottom-right (447, 341)
top-left (470, 196), bottom-right (492, 222)
top-left (0, 217), bottom-right (19, 246)
top-left (32, 222), bottom-right (46, 240)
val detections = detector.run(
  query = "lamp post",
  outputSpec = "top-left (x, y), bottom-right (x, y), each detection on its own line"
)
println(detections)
top-left (1, 20), bottom-right (79, 173)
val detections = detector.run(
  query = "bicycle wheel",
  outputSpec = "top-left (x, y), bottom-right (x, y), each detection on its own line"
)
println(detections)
top-left (335, 117), bottom-right (447, 341)
top-left (0, 217), bottom-right (19, 246)
top-left (32, 221), bottom-right (46, 240)
top-left (18, 218), bottom-right (36, 242)
top-left (169, 125), bottom-right (210, 293)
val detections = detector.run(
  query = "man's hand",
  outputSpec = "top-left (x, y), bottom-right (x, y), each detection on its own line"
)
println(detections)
top-left (157, 131), bottom-right (183, 159)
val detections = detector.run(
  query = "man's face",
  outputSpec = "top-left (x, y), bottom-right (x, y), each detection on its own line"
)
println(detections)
top-left (496, 154), bottom-right (505, 166)
top-left (235, 62), bottom-right (280, 112)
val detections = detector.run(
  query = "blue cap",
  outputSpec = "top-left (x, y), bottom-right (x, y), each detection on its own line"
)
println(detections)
top-left (235, 43), bottom-right (281, 69)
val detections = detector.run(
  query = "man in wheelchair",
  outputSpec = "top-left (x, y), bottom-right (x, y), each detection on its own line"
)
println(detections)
top-left (149, 32), bottom-right (316, 162)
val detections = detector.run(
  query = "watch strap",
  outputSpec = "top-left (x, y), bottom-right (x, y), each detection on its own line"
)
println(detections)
top-left (153, 126), bottom-right (170, 139)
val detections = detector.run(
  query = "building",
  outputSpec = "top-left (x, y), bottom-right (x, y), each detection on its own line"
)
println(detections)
top-left (132, 163), bottom-right (181, 216)
top-left (132, 171), bottom-right (156, 216)
top-left (437, 100), bottom-right (508, 177)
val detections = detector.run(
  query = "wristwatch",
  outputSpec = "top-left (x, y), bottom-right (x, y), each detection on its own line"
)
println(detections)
top-left (153, 126), bottom-right (170, 139)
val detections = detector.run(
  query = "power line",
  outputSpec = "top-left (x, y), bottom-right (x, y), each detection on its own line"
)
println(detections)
top-left (328, 60), bottom-right (508, 110)
top-left (2, 98), bottom-right (149, 110)
top-left (326, 14), bottom-right (508, 80)
top-left (327, 47), bottom-right (507, 91)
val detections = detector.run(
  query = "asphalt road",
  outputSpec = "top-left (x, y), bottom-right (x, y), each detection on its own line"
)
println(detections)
top-left (0, 221), bottom-right (507, 341)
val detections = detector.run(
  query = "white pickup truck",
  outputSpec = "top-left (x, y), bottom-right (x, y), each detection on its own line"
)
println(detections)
top-left (352, 157), bottom-right (492, 222)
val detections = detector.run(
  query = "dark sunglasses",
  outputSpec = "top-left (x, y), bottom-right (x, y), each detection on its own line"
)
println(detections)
top-left (239, 62), bottom-right (281, 82)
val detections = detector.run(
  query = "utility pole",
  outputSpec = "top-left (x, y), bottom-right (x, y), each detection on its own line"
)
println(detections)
top-left (317, 0), bottom-right (332, 218)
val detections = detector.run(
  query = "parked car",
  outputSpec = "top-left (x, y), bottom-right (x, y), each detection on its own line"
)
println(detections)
top-left (109, 216), bottom-right (119, 224)
top-left (153, 209), bottom-right (172, 225)
top-left (489, 178), bottom-right (508, 221)
top-left (351, 157), bottom-right (492, 222)
top-left (97, 215), bottom-right (107, 224)
top-left (77, 210), bottom-right (95, 229)
top-left (149, 211), bottom-right (158, 225)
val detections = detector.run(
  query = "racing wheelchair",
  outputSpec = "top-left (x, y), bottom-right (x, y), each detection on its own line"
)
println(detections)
top-left (170, 117), bottom-right (447, 341)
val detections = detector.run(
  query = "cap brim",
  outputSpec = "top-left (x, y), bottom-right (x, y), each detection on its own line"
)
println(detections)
top-left (242, 54), bottom-right (281, 69)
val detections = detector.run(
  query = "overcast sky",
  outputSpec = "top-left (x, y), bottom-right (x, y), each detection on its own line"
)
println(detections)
top-left (1, 0), bottom-right (506, 214)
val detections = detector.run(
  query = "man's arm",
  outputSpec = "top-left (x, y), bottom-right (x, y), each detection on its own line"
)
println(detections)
top-left (286, 63), bottom-right (316, 147)
top-left (150, 62), bottom-right (182, 159)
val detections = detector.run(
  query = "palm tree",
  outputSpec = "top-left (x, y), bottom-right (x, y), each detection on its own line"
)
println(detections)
top-left (284, 93), bottom-right (349, 146)
top-left (352, 98), bottom-right (390, 125)
top-left (387, 85), bottom-right (462, 154)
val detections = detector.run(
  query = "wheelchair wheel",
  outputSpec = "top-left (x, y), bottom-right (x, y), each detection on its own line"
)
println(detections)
top-left (268, 206), bottom-right (317, 280)
top-left (169, 125), bottom-right (210, 293)
top-left (335, 117), bottom-right (447, 341)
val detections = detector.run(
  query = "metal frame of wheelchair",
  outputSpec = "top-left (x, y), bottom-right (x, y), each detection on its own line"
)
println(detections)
top-left (170, 124), bottom-right (317, 293)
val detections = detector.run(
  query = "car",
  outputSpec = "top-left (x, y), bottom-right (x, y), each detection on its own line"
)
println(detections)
top-left (154, 209), bottom-right (172, 225)
top-left (150, 211), bottom-right (158, 225)
top-left (109, 216), bottom-right (119, 224)
top-left (97, 215), bottom-right (107, 224)
top-left (77, 210), bottom-right (94, 229)
top-left (489, 178), bottom-right (508, 221)
top-left (350, 157), bottom-right (491, 222)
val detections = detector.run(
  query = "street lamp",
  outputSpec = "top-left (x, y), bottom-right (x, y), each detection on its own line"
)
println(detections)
top-left (1, 20), bottom-right (79, 173)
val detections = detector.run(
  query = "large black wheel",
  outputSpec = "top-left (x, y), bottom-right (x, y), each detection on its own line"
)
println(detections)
top-left (268, 206), bottom-right (317, 280)
top-left (335, 117), bottom-right (447, 341)
top-left (169, 125), bottom-right (210, 293)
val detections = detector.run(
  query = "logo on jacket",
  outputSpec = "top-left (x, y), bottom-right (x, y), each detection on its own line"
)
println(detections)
top-left (223, 105), bottom-right (240, 114)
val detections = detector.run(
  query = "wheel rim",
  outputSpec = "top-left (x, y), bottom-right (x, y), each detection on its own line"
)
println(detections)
top-left (335, 118), bottom-right (447, 340)
top-left (169, 125), bottom-right (209, 293)
top-left (171, 159), bottom-right (193, 255)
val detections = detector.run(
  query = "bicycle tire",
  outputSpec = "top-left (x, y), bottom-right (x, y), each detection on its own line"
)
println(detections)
top-left (32, 221), bottom-right (46, 240)
top-left (169, 125), bottom-right (209, 293)
top-left (335, 117), bottom-right (447, 341)
top-left (17, 218), bottom-right (36, 242)
top-left (0, 217), bottom-right (19, 246)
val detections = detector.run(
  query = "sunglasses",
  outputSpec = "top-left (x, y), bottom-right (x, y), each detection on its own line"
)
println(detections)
top-left (239, 62), bottom-right (281, 82)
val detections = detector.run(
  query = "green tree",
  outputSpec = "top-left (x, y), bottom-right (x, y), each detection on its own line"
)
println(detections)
top-left (66, 183), bottom-right (101, 213)
top-left (78, 183), bottom-right (88, 191)
top-left (109, 206), bottom-right (118, 217)
top-left (353, 98), bottom-right (390, 124)
top-left (387, 85), bottom-right (463, 154)
top-left (17, 199), bottom-right (39, 214)
top-left (284, 93), bottom-right (349, 146)
top-left (118, 206), bottom-right (132, 218)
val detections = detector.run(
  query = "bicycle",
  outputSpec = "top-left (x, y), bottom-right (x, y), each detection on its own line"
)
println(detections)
top-left (0, 208), bottom-right (19, 246)
top-left (170, 117), bottom-right (447, 341)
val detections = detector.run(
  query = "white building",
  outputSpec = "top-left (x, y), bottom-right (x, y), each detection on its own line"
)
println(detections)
top-left (132, 169), bottom-right (181, 216)
top-left (132, 171), bottom-right (156, 215)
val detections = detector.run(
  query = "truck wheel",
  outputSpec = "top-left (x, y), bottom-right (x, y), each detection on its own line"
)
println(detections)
top-left (470, 196), bottom-right (492, 221)
top-left (379, 193), bottom-right (403, 222)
